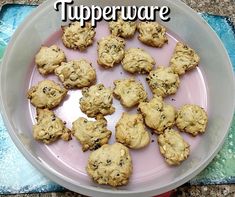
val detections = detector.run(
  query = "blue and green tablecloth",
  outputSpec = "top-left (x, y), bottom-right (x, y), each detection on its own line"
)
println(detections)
top-left (0, 4), bottom-right (234, 194)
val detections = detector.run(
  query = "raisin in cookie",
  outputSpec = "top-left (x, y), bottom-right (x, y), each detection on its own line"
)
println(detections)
top-left (157, 128), bottom-right (190, 165)
top-left (72, 115), bottom-right (112, 151)
top-left (33, 108), bottom-right (71, 144)
top-left (62, 22), bottom-right (95, 51)
top-left (113, 78), bottom-right (147, 108)
top-left (122, 48), bottom-right (155, 74)
top-left (27, 80), bottom-right (67, 109)
top-left (97, 35), bottom-right (125, 68)
top-left (170, 42), bottom-right (200, 75)
top-left (35, 45), bottom-right (66, 75)
top-left (176, 104), bottom-right (208, 136)
top-left (115, 113), bottom-right (150, 149)
top-left (138, 96), bottom-right (176, 134)
top-left (109, 13), bottom-right (136, 38)
top-left (86, 142), bottom-right (132, 187)
top-left (79, 84), bottom-right (115, 117)
top-left (137, 22), bottom-right (168, 48)
top-left (146, 66), bottom-right (180, 97)
top-left (55, 59), bottom-right (96, 89)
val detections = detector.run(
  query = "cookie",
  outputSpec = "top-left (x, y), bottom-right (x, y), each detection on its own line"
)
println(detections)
top-left (86, 142), bottom-right (132, 187)
top-left (122, 48), bottom-right (155, 74)
top-left (138, 96), bottom-right (176, 134)
top-left (170, 42), bottom-right (200, 75)
top-left (72, 115), bottom-right (112, 151)
top-left (35, 45), bottom-right (66, 75)
top-left (115, 113), bottom-right (150, 149)
top-left (62, 22), bottom-right (95, 51)
top-left (146, 66), bottom-right (180, 97)
top-left (97, 35), bottom-right (125, 68)
top-left (113, 78), bottom-right (147, 108)
top-left (137, 22), bottom-right (168, 48)
top-left (79, 84), bottom-right (115, 117)
top-left (27, 80), bottom-right (67, 109)
top-left (55, 59), bottom-right (96, 89)
top-left (157, 128), bottom-right (190, 165)
top-left (33, 108), bottom-right (71, 144)
top-left (176, 104), bottom-right (208, 136)
top-left (109, 13), bottom-right (136, 38)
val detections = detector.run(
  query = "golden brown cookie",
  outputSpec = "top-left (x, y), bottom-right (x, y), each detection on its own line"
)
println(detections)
top-left (27, 80), bottom-right (67, 109)
top-left (86, 143), bottom-right (132, 187)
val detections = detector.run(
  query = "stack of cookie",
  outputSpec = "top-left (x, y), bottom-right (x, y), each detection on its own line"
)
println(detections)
top-left (27, 16), bottom-right (208, 187)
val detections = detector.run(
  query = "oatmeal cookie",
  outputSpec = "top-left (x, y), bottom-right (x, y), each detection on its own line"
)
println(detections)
top-left (86, 142), bottom-right (132, 187)
top-left (33, 108), bottom-right (71, 144)
top-left (137, 22), bottom-right (168, 48)
top-left (79, 84), bottom-right (115, 117)
top-left (146, 66), bottom-right (180, 97)
top-left (113, 78), bottom-right (147, 108)
top-left (157, 128), bottom-right (190, 165)
top-left (62, 22), bottom-right (95, 51)
top-left (122, 48), bottom-right (155, 74)
top-left (27, 80), bottom-right (67, 109)
top-left (35, 45), bottom-right (66, 75)
top-left (176, 104), bottom-right (208, 136)
top-left (72, 115), bottom-right (112, 151)
top-left (115, 113), bottom-right (150, 149)
top-left (170, 42), bottom-right (200, 75)
top-left (138, 96), bottom-right (176, 134)
top-left (109, 13), bottom-right (136, 38)
top-left (55, 59), bottom-right (96, 89)
top-left (97, 35), bottom-right (125, 68)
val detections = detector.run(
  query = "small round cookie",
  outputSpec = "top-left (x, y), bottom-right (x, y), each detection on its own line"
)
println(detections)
top-left (109, 13), bottom-right (137, 38)
top-left (122, 48), bottom-right (155, 74)
top-left (33, 108), bottom-right (71, 144)
top-left (146, 66), bottom-right (180, 97)
top-left (176, 104), bottom-right (208, 136)
top-left (72, 115), bottom-right (112, 152)
top-left (157, 128), bottom-right (190, 165)
top-left (79, 84), bottom-right (115, 117)
top-left (138, 96), bottom-right (176, 134)
top-left (97, 35), bottom-right (125, 68)
top-left (86, 142), bottom-right (132, 187)
top-left (113, 78), bottom-right (147, 108)
top-left (170, 42), bottom-right (200, 75)
top-left (115, 113), bottom-right (150, 149)
top-left (35, 45), bottom-right (66, 75)
top-left (27, 80), bottom-right (67, 109)
top-left (62, 22), bottom-right (95, 51)
top-left (137, 22), bottom-right (168, 48)
top-left (55, 59), bottom-right (96, 89)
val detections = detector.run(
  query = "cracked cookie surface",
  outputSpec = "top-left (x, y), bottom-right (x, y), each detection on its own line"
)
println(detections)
top-left (146, 66), bottom-right (180, 97)
top-left (35, 45), bottom-right (66, 75)
top-left (55, 59), bottom-right (96, 89)
top-left (115, 113), bottom-right (150, 149)
top-left (79, 84), bottom-right (115, 117)
top-left (86, 142), bottom-right (132, 187)
top-left (157, 128), bottom-right (190, 165)
top-left (62, 22), bottom-right (95, 51)
top-left (97, 35), bottom-right (125, 68)
top-left (170, 42), bottom-right (200, 75)
top-left (113, 78), bottom-right (147, 108)
top-left (138, 96), bottom-right (176, 134)
top-left (176, 104), bottom-right (208, 136)
top-left (122, 48), bottom-right (155, 74)
top-left (109, 14), bottom-right (136, 38)
top-left (72, 115), bottom-right (112, 151)
top-left (33, 108), bottom-right (71, 144)
top-left (27, 80), bottom-right (67, 109)
top-left (137, 22), bottom-right (168, 48)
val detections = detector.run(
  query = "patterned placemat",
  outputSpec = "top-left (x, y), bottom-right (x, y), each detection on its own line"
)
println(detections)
top-left (0, 4), bottom-right (234, 194)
